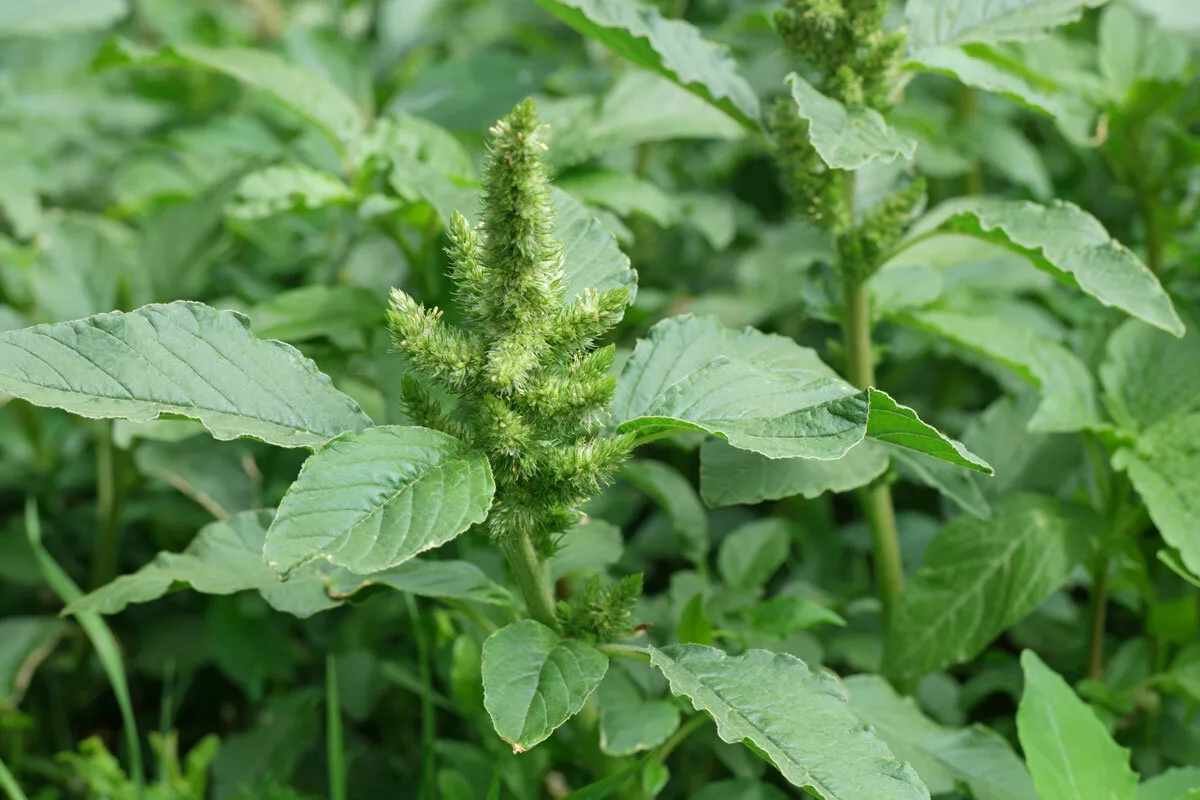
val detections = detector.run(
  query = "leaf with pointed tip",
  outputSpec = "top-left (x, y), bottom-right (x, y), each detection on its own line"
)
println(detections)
top-left (699, 438), bottom-right (889, 507)
top-left (0, 302), bottom-right (373, 449)
top-left (906, 0), bottom-right (1104, 51)
top-left (482, 620), bottom-right (608, 751)
top-left (648, 644), bottom-right (931, 800)
top-left (900, 310), bottom-right (1103, 432)
top-left (906, 199), bottom-right (1183, 336)
top-left (1101, 316), bottom-right (1200, 435)
top-left (845, 675), bottom-right (1038, 800)
top-left (886, 495), bottom-right (1095, 679)
top-left (1017, 651), bottom-right (1138, 800)
top-left (264, 426), bottom-right (494, 574)
top-left (530, 0), bottom-right (761, 133)
top-left (65, 511), bottom-right (340, 619)
top-left (95, 40), bottom-right (366, 152)
top-left (1114, 414), bottom-right (1200, 578)
top-left (866, 389), bottom-right (992, 473)
top-left (786, 74), bottom-right (916, 170)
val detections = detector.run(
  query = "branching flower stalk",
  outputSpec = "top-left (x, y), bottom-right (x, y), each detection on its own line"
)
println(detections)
top-left (387, 100), bottom-right (637, 634)
top-left (771, 0), bottom-right (921, 621)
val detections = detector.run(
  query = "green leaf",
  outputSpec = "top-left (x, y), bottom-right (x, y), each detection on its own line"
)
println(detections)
top-left (717, 519), bottom-right (791, 591)
top-left (0, 0), bottom-right (127, 36)
top-left (1158, 550), bottom-right (1200, 590)
top-left (134, 438), bottom-right (258, 519)
top-left (482, 620), bottom-right (608, 752)
top-left (66, 511), bottom-right (340, 619)
top-left (96, 40), bottom-right (366, 152)
top-left (891, 449), bottom-right (991, 519)
top-left (548, 520), bottom-right (625, 580)
top-left (901, 310), bottom-right (1103, 432)
top-left (678, 593), bottom-right (714, 646)
top-left (555, 186), bottom-right (640, 304)
top-left (738, 595), bottom-right (847, 637)
top-left (1137, 768), bottom-right (1200, 800)
top-left (1129, 0), bottom-right (1200, 33)
top-left (845, 675), bottom-right (1038, 800)
top-left (1113, 414), bottom-right (1200, 578)
top-left (906, 0), bottom-right (1103, 51)
top-left (692, 782), bottom-right (789, 800)
top-left (530, 0), bottom-right (761, 133)
top-left (906, 199), bottom-right (1184, 336)
top-left (564, 758), bottom-right (649, 798)
top-left (866, 389), bottom-right (992, 473)
top-left (886, 495), bottom-right (1095, 679)
top-left (1101, 316), bottom-right (1200, 435)
top-left (0, 302), bottom-right (373, 449)
top-left (597, 667), bottom-right (681, 756)
top-left (1017, 650), bottom-right (1138, 800)
top-left (325, 559), bottom-right (514, 607)
top-left (264, 425), bottom-right (494, 575)
top-left (785, 74), bottom-right (917, 170)
top-left (0, 617), bottom-right (69, 710)
top-left (648, 644), bottom-right (930, 799)
top-left (700, 438), bottom-right (890, 507)
top-left (620, 459), bottom-right (708, 564)
top-left (247, 285), bottom-right (386, 344)
top-left (227, 165), bottom-right (355, 220)
top-left (557, 170), bottom-right (679, 227)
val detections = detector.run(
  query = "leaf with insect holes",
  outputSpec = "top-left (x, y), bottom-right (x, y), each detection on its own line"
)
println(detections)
top-left (1017, 650), bottom-right (1138, 800)
top-left (482, 620), bottom-right (608, 752)
top-left (264, 426), bottom-right (494, 575)
top-left (530, 0), bottom-right (761, 133)
top-left (649, 645), bottom-right (931, 800)
top-left (905, 198), bottom-right (1183, 336)
top-left (785, 73), bottom-right (916, 170)
top-left (0, 302), bottom-right (372, 449)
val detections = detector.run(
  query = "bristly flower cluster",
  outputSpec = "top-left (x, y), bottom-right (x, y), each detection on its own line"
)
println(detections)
top-left (770, 0), bottom-right (921, 281)
top-left (558, 574), bottom-right (643, 643)
top-left (387, 99), bottom-right (634, 556)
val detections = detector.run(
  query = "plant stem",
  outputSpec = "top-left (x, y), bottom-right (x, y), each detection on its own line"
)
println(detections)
top-left (1087, 555), bottom-right (1110, 681)
top-left (841, 264), bottom-right (904, 620)
top-left (597, 643), bottom-right (651, 663)
top-left (90, 421), bottom-right (121, 590)
top-left (406, 594), bottom-right (436, 800)
top-left (326, 654), bottom-right (347, 800)
top-left (502, 532), bottom-right (559, 630)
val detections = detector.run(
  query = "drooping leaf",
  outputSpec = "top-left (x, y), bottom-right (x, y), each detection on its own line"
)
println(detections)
top-left (901, 310), bottom-right (1103, 432)
top-left (845, 675), bottom-right (1039, 800)
top-left (886, 495), bottom-right (1095, 679)
top-left (648, 644), bottom-right (930, 800)
top-left (0, 0), bottom-right (127, 35)
top-left (700, 438), bottom-right (890, 507)
top-left (264, 425), bottom-right (494, 575)
top-left (482, 620), bottom-right (608, 752)
top-left (1101, 316), bottom-right (1200, 435)
top-left (717, 519), bottom-right (791, 591)
top-left (0, 617), bottom-right (70, 710)
top-left (529, 0), bottom-right (761, 133)
top-left (1016, 651), bottom-right (1138, 800)
top-left (620, 459), bottom-right (708, 564)
top-left (906, 199), bottom-right (1184, 336)
top-left (597, 667), bottom-right (681, 756)
top-left (786, 74), bottom-right (917, 170)
top-left (66, 511), bottom-right (339, 619)
top-left (555, 186), bottom-right (640, 303)
top-left (227, 165), bottom-right (354, 220)
top-left (1113, 414), bottom-right (1200, 578)
top-left (0, 302), bottom-right (373, 449)
top-left (906, 0), bottom-right (1104, 51)
top-left (95, 40), bottom-right (366, 152)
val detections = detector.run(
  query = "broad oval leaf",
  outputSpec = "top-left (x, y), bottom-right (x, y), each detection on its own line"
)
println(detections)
top-left (906, 0), bottom-right (1103, 51)
top-left (786, 74), bottom-right (917, 170)
top-left (905, 198), bottom-right (1184, 336)
top-left (700, 438), bottom-right (890, 507)
top-left (1113, 414), bottom-right (1200, 578)
top-left (482, 620), bottom-right (609, 752)
top-left (95, 40), bottom-right (366, 152)
top-left (648, 644), bottom-right (931, 800)
top-left (530, 0), bottom-right (761, 133)
top-left (885, 495), bottom-right (1095, 679)
top-left (264, 426), bottom-right (495, 574)
top-left (1017, 651), bottom-right (1138, 800)
top-left (845, 675), bottom-right (1038, 800)
top-left (66, 511), bottom-right (340, 619)
top-left (1101, 315), bottom-right (1200, 435)
top-left (0, 302), bottom-right (372, 449)
top-left (597, 667), bottom-right (681, 757)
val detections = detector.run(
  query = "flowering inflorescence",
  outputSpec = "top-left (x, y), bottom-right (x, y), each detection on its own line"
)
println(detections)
top-left (387, 100), bottom-right (634, 557)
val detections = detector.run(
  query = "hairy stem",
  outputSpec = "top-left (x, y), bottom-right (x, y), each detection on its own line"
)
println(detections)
top-left (503, 532), bottom-right (559, 629)
top-left (842, 266), bottom-right (904, 620)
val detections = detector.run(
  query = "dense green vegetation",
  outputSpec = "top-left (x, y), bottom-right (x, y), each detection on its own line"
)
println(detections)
top-left (2, 0), bottom-right (1200, 798)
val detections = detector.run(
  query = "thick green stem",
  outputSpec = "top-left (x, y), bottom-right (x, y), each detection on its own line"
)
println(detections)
top-left (839, 173), bottom-right (904, 622)
top-left (405, 594), bottom-right (436, 800)
top-left (1087, 555), bottom-right (1110, 681)
top-left (503, 532), bottom-right (559, 630)
top-left (90, 421), bottom-right (121, 589)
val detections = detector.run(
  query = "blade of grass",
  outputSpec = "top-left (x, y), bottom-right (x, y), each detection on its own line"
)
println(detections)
top-left (0, 754), bottom-right (29, 800)
top-left (25, 497), bottom-right (145, 798)
top-left (327, 654), bottom-right (347, 800)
